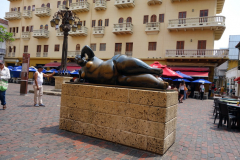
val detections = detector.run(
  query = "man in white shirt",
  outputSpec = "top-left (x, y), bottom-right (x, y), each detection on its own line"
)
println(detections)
top-left (0, 60), bottom-right (10, 110)
top-left (200, 83), bottom-right (205, 100)
top-left (33, 66), bottom-right (55, 107)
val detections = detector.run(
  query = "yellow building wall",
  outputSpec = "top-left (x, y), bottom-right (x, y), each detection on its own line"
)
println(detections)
top-left (6, 0), bottom-right (219, 66)
top-left (228, 60), bottom-right (238, 71)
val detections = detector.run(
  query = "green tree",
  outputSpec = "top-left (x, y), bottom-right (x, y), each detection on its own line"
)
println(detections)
top-left (0, 25), bottom-right (14, 43)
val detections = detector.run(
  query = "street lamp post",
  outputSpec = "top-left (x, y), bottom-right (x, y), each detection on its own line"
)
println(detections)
top-left (50, 0), bottom-right (81, 75)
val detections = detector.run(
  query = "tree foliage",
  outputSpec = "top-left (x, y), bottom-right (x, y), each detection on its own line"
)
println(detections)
top-left (0, 25), bottom-right (14, 43)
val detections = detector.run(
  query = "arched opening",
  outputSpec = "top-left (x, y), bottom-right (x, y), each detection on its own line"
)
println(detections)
top-left (26, 26), bottom-right (29, 32)
top-left (126, 17), bottom-right (132, 23)
top-left (76, 44), bottom-right (80, 51)
top-left (98, 19), bottom-right (102, 26)
top-left (41, 4), bottom-right (45, 7)
top-left (28, 6), bottom-right (31, 10)
top-left (63, 0), bottom-right (66, 5)
top-left (118, 18), bottom-right (123, 23)
top-left (45, 24), bottom-right (48, 30)
top-left (9, 46), bottom-right (12, 53)
top-left (151, 15), bottom-right (157, 22)
top-left (47, 3), bottom-right (50, 8)
top-left (40, 25), bottom-right (43, 29)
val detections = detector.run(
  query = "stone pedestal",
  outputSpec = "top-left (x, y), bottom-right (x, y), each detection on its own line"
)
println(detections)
top-left (60, 84), bottom-right (178, 155)
top-left (54, 76), bottom-right (72, 89)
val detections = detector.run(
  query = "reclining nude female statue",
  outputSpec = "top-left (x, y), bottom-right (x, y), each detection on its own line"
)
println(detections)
top-left (75, 45), bottom-right (168, 89)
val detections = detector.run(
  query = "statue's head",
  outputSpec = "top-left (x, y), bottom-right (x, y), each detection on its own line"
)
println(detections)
top-left (75, 45), bottom-right (95, 67)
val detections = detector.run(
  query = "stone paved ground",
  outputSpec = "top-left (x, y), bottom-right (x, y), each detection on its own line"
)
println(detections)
top-left (1, 83), bottom-right (240, 160)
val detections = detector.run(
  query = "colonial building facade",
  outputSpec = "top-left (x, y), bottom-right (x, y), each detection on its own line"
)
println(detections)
top-left (5, 0), bottom-right (227, 81)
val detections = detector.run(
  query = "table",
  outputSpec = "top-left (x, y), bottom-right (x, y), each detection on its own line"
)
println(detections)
top-left (227, 104), bottom-right (240, 128)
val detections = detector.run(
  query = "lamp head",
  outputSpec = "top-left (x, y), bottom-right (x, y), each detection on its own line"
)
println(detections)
top-left (72, 25), bottom-right (77, 32)
top-left (77, 21), bottom-right (82, 29)
top-left (55, 16), bottom-right (60, 25)
top-left (60, 24), bottom-right (64, 32)
top-left (50, 19), bottom-right (56, 27)
top-left (69, 16), bottom-right (74, 25)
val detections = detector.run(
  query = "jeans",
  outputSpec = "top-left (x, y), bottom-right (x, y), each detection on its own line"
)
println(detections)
top-left (0, 91), bottom-right (6, 105)
top-left (184, 90), bottom-right (186, 100)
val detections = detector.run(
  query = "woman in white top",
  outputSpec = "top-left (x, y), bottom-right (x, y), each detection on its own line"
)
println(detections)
top-left (179, 81), bottom-right (185, 103)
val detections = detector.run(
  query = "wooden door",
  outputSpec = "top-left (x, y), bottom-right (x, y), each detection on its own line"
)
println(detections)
top-left (178, 12), bottom-right (186, 24)
top-left (176, 41), bottom-right (184, 55)
top-left (115, 43), bottom-right (122, 53)
top-left (200, 10), bottom-right (208, 22)
top-left (198, 40), bottom-right (206, 55)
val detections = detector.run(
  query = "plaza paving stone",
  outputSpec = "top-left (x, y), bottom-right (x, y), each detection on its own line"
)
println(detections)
top-left (1, 83), bottom-right (240, 160)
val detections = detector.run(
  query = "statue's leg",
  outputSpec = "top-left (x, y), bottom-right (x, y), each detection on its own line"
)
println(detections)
top-left (114, 55), bottom-right (162, 76)
top-left (117, 74), bottom-right (168, 89)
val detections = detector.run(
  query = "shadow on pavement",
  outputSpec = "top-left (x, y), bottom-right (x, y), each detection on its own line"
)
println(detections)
top-left (40, 125), bottom-right (162, 159)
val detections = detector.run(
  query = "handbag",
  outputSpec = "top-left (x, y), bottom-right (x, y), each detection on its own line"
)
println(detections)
top-left (0, 79), bottom-right (8, 91)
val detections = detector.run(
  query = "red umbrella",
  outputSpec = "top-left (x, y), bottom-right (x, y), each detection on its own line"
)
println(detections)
top-left (150, 61), bottom-right (183, 78)
top-left (234, 77), bottom-right (240, 81)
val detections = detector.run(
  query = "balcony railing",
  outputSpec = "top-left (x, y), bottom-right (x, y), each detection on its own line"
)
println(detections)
top-left (13, 33), bottom-right (20, 39)
top-left (125, 51), bottom-right (132, 57)
top-left (12, 52), bottom-right (15, 57)
top-left (115, 0), bottom-right (135, 8)
top-left (22, 10), bottom-right (32, 19)
top-left (43, 52), bottom-right (48, 57)
top-left (113, 23), bottom-right (133, 35)
top-left (114, 52), bottom-right (121, 55)
top-left (69, 26), bottom-right (88, 37)
top-left (5, 11), bottom-right (21, 20)
top-left (168, 16), bottom-right (225, 40)
top-left (145, 22), bottom-right (160, 35)
top-left (148, 0), bottom-right (162, 5)
top-left (95, 0), bottom-right (107, 11)
top-left (36, 52), bottom-right (41, 57)
top-left (21, 32), bottom-right (30, 40)
top-left (56, 28), bottom-right (64, 37)
top-left (0, 49), bottom-right (6, 55)
top-left (93, 26), bottom-right (105, 38)
top-left (35, 7), bottom-right (51, 17)
top-left (70, 1), bottom-right (90, 13)
top-left (59, 5), bottom-right (67, 11)
top-left (165, 49), bottom-right (229, 58)
top-left (7, 52), bottom-right (11, 57)
top-left (68, 51), bottom-right (81, 57)
top-left (33, 29), bottom-right (49, 39)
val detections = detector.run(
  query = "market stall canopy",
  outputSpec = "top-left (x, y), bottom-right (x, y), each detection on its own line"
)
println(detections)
top-left (234, 77), bottom-right (240, 81)
top-left (169, 67), bottom-right (209, 72)
top-left (175, 71), bottom-right (193, 79)
top-left (150, 61), bottom-right (183, 78)
top-left (192, 79), bottom-right (212, 84)
top-left (173, 79), bottom-right (191, 82)
top-left (70, 70), bottom-right (79, 75)
top-left (181, 72), bottom-right (208, 78)
top-left (162, 78), bottom-right (173, 80)
top-left (44, 62), bottom-right (81, 71)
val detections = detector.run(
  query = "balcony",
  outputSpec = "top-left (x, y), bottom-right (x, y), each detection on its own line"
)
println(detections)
top-left (113, 23), bottom-right (133, 35)
top-left (145, 22), bottom-right (160, 35)
top-left (0, 49), bottom-right (6, 55)
top-left (69, 26), bottom-right (88, 37)
top-left (13, 33), bottom-right (20, 40)
top-left (36, 52), bottom-right (41, 57)
top-left (95, 0), bottom-right (107, 11)
top-left (35, 7), bottom-right (51, 17)
top-left (43, 52), bottom-right (48, 57)
top-left (68, 51), bottom-right (80, 58)
top-left (125, 51), bottom-right (132, 57)
top-left (56, 29), bottom-right (64, 37)
top-left (21, 32), bottom-right (30, 40)
top-left (12, 52), bottom-right (15, 57)
top-left (33, 29), bottom-right (49, 39)
top-left (5, 11), bottom-right (21, 20)
top-left (165, 49), bottom-right (229, 59)
top-left (114, 52), bottom-right (121, 55)
top-left (22, 10), bottom-right (32, 19)
top-left (168, 16), bottom-right (226, 40)
top-left (59, 5), bottom-right (67, 11)
top-left (7, 52), bottom-right (11, 57)
top-left (114, 0), bottom-right (135, 9)
top-left (70, 1), bottom-right (90, 13)
top-left (148, 0), bottom-right (162, 5)
top-left (93, 26), bottom-right (105, 38)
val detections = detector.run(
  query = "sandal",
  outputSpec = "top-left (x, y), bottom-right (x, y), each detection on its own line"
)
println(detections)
top-left (3, 105), bottom-right (6, 110)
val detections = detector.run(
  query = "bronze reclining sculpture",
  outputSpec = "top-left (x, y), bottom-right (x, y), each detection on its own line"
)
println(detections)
top-left (75, 45), bottom-right (168, 89)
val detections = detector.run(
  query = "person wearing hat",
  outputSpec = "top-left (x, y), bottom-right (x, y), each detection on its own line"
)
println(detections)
top-left (33, 66), bottom-right (55, 107)
top-left (200, 82), bottom-right (205, 100)
top-left (0, 60), bottom-right (10, 110)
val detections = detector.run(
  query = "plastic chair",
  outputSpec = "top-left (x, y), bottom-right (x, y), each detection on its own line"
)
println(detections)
top-left (203, 92), bottom-right (208, 99)
top-left (193, 91), bottom-right (200, 99)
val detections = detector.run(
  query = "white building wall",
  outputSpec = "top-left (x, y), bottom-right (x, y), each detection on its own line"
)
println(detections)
top-left (226, 67), bottom-right (240, 96)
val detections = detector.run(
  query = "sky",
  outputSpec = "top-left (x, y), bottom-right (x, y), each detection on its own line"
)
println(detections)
top-left (0, 1), bottom-right (239, 49)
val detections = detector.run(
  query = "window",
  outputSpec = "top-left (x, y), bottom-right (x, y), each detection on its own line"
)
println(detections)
top-left (126, 43), bottom-right (133, 52)
top-left (47, 3), bottom-right (50, 8)
top-left (159, 14), bottom-right (164, 23)
top-left (18, 7), bottom-right (20, 11)
top-left (69, 0), bottom-right (72, 5)
top-left (100, 43), bottom-right (106, 51)
top-left (32, 5), bottom-right (35, 11)
top-left (63, 0), bottom-right (66, 5)
top-left (26, 26), bottom-right (29, 32)
top-left (150, 15), bottom-right (157, 22)
top-left (22, 26), bottom-right (25, 32)
top-left (176, 41), bottom-right (184, 55)
top-left (13, 46), bottom-right (16, 52)
top-left (28, 6), bottom-right (31, 10)
top-left (44, 45), bottom-right (48, 52)
top-left (148, 42), bottom-right (157, 51)
top-left (40, 25), bottom-right (43, 29)
top-left (119, 18), bottom-right (123, 23)
top-left (24, 46), bottom-right (28, 53)
top-left (105, 19), bottom-right (109, 26)
top-left (9, 28), bottom-right (12, 33)
top-left (76, 44), bottom-right (80, 51)
top-left (54, 45), bottom-right (60, 51)
top-left (30, 26), bottom-right (34, 32)
top-left (9, 46), bottom-right (12, 52)
top-left (83, 21), bottom-right (86, 26)
top-left (98, 19), bottom-right (102, 26)
top-left (90, 44), bottom-right (96, 51)
top-left (13, 27), bottom-right (15, 33)
top-left (115, 43), bottom-right (122, 52)
top-left (41, 4), bottom-right (45, 7)
top-left (57, 1), bottom-right (61, 8)
top-left (45, 24), bottom-right (48, 30)
top-left (197, 40), bottom-right (206, 55)
top-left (126, 17), bottom-right (132, 23)
top-left (143, 15), bottom-right (148, 24)
top-left (200, 10), bottom-right (208, 17)
top-left (37, 45), bottom-right (41, 52)
top-left (92, 20), bottom-right (96, 27)
top-left (16, 27), bottom-right (18, 33)
top-left (178, 12), bottom-right (186, 24)
top-left (24, 6), bottom-right (26, 10)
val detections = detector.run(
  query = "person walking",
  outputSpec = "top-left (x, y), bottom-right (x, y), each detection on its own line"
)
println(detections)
top-left (0, 60), bottom-right (10, 110)
top-left (200, 83), bottom-right (205, 100)
top-left (179, 81), bottom-right (185, 103)
top-left (220, 86), bottom-right (224, 95)
top-left (33, 66), bottom-right (55, 107)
